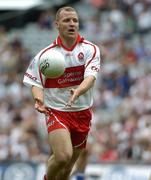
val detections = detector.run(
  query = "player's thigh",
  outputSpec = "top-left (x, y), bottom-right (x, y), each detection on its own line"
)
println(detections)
top-left (48, 128), bottom-right (73, 157)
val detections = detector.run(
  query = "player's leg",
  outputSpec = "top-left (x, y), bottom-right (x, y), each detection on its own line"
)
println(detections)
top-left (75, 148), bottom-right (89, 172)
top-left (56, 148), bottom-right (83, 180)
top-left (46, 128), bottom-right (73, 180)
top-left (55, 123), bottom-right (91, 180)
top-left (71, 148), bottom-right (89, 180)
top-left (72, 133), bottom-right (92, 180)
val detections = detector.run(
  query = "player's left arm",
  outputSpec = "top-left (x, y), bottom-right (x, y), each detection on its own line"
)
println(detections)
top-left (66, 45), bottom-right (101, 106)
top-left (66, 76), bottom-right (95, 106)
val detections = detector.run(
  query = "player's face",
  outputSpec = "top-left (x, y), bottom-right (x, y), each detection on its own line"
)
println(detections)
top-left (56, 10), bottom-right (79, 39)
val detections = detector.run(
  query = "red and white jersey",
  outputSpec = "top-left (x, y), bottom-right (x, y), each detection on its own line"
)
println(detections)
top-left (23, 35), bottom-right (101, 111)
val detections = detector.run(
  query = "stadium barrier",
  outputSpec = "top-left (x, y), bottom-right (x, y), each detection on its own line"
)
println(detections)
top-left (0, 161), bottom-right (150, 180)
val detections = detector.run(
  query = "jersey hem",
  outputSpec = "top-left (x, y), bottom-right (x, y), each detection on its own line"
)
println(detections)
top-left (46, 106), bottom-right (92, 112)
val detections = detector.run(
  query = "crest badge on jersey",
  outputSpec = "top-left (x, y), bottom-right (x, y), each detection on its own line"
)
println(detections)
top-left (78, 52), bottom-right (84, 62)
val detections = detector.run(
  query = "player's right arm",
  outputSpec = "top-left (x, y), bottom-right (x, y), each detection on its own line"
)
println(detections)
top-left (23, 55), bottom-right (48, 114)
top-left (31, 85), bottom-right (49, 114)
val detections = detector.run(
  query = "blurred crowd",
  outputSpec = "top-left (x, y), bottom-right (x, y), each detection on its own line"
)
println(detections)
top-left (0, 0), bottom-right (151, 164)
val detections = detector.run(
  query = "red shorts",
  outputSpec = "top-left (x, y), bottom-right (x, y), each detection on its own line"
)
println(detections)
top-left (45, 108), bottom-right (92, 148)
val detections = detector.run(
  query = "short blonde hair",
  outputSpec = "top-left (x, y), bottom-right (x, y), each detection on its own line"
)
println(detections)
top-left (55, 6), bottom-right (77, 21)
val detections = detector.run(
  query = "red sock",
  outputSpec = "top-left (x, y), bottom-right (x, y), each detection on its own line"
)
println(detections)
top-left (44, 175), bottom-right (47, 180)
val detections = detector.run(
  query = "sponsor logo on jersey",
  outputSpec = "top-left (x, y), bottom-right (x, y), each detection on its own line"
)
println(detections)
top-left (91, 66), bottom-right (99, 72)
top-left (44, 65), bottom-right (84, 88)
top-left (78, 52), bottom-right (84, 61)
top-left (25, 72), bottom-right (37, 81)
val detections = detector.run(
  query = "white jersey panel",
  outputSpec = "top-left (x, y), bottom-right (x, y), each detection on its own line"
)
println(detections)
top-left (44, 86), bottom-right (94, 111)
top-left (84, 42), bottom-right (101, 79)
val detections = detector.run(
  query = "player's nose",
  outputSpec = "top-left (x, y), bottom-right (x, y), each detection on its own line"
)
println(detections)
top-left (69, 20), bottom-right (75, 26)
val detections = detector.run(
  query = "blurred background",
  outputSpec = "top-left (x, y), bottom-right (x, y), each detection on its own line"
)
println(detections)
top-left (0, 0), bottom-right (151, 179)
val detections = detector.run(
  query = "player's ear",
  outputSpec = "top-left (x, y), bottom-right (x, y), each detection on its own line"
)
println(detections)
top-left (54, 20), bottom-right (59, 29)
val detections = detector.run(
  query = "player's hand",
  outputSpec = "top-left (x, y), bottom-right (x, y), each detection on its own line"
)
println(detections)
top-left (66, 89), bottom-right (79, 107)
top-left (35, 99), bottom-right (49, 115)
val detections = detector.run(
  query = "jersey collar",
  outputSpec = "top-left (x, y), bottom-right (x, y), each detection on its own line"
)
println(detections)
top-left (53, 34), bottom-right (84, 51)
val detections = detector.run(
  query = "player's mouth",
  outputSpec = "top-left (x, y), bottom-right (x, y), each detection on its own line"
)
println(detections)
top-left (68, 29), bottom-right (76, 33)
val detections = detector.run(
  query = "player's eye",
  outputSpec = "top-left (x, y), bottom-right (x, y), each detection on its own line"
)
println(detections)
top-left (63, 18), bottom-right (70, 22)
top-left (73, 18), bottom-right (78, 23)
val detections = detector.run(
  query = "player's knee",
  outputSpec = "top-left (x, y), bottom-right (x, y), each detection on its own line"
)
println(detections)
top-left (62, 166), bottom-right (73, 176)
top-left (55, 151), bottom-right (72, 166)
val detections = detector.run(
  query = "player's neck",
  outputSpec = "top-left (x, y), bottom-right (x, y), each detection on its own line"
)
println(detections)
top-left (60, 36), bottom-right (77, 49)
